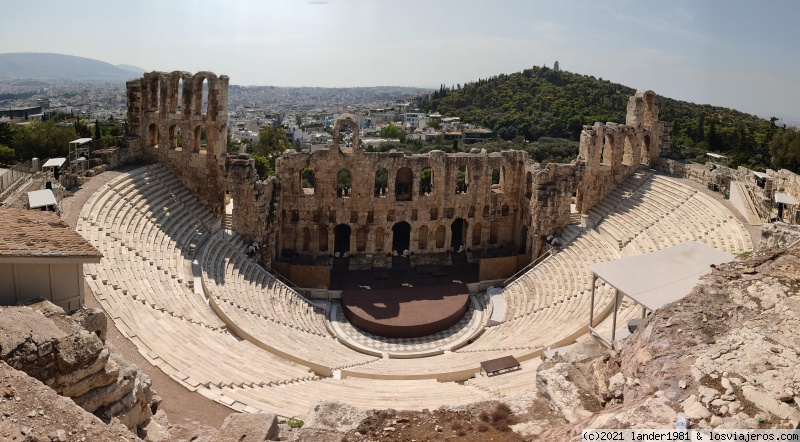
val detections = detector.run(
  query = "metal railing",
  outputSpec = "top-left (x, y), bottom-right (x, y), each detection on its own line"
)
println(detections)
top-left (499, 244), bottom-right (554, 288)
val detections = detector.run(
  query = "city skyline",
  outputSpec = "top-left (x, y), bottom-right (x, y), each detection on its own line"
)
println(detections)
top-left (2, 1), bottom-right (799, 122)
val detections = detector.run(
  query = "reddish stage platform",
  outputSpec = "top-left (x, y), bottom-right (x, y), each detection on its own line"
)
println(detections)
top-left (341, 283), bottom-right (470, 339)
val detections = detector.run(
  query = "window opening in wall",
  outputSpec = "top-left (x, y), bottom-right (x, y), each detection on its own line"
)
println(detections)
top-left (472, 222), bottom-right (482, 246)
top-left (374, 168), bottom-right (388, 197)
top-left (419, 167), bottom-right (433, 196)
top-left (199, 77), bottom-right (208, 116)
top-left (641, 135), bottom-right (651, 165)
top-left (491, 166), bottom-right (504, 193)
top-left (333, 224), bottom-right (351, 256)
top-left (435, 225), bottom-right (446, 249)
top-left (430, 208), bottom-right (438, 221)
top-left (418, 225), bottom-right (428, 250)
top-left (300, 168), bottom-right (315, 195)
top-left (451, 218), bottom-right (467, 252)
top-left (395, 167), bottom-right (412, 201)
top-left (392, 222), bottom-right (411, 254)
top-left (356, 227), bottom-right (367, 252)
top-left (456, 165), bottom-right (468, 194)
top-left (337, 168), bottom-right (352, 198)
top-left (148, 76), bottom-right (159, 112)
top-left (489, 221), bottom-right (499, 244)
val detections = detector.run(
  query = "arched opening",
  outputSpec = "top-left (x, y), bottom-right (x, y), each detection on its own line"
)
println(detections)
top-left (375, 227), bottom-right (385, 252)
top-left (168, 74), bottom-right (182, 114)
top-left (395, 167), bottom-right (412, 201)
top-left (491, 166), bottom-right (503, 192)
top-left (300, 168), bottom-right (315, 195)
top-left (168, 125), bottom-right (179, 149)
top-left (356, 227), bottom-right (368, 252)
top-left (456, 165), bottom-right (467, 194)
top-left (602, 133), bottom-right (614, 165)
top-left (489, 221), bottom-right (499, 244)
top-left (434, 225), bottom-right (446, 249)
top-left (333, 224), bottom-right (351, 255)
top-left (519, 225), bottom-right (528, 254)
top-left (392, 222), bottom-right (411, 254)
top-left (336, 168), bottom-right (352, 198)
top-left (641, 134), bottom-right (651, 165)
top-left (525, 171), bottom-right (533, 198)
top-left (451, 218), bottom-right (467, 251)
top-left (148, 76), bottom-right (159, 112)
top-left (199, 77), bottom-right (208, 116)
top-left (318, 226), bottom-right (328, 252)
top-left (148, 124), bottom-right (158, 147)
top-left (302, 227), bottom-right (311, 252)
top-left (418, 225), bottom-right (428, 250)
top-left (193, 125), bottom-right (204, 152)
top-left (419, 167), bottom-right (433, 196)
top-left (623, 134), bottom-right (634, 166)
top-left (472, 222), bottom-right (482, 246)
top-left (374, 167), bottom-right (388, 197)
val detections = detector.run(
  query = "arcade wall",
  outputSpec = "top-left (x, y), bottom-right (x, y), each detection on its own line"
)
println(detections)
top-left (126, 71), bottom-right (229, 217)
top-left (575, 90), bottom-right (667, 221)
top-left (274, 146), bottom-right (535, 266)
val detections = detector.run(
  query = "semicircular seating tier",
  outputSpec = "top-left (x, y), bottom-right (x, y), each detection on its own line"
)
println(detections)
top-left (77, 164), bottom-right (752, 419)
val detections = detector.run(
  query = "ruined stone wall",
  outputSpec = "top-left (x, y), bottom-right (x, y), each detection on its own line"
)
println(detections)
top-left (126, 71), bottom-right (229, 217)
top-left (0, 302), bottom-right (157, 432)
top-left (575, 90), bottom-right (667, 214)
top-left (274, 146), bottom-right (535, 266)
top-left (529, 162), bottom-right (582, 256)
top-left (226, 154), bottom-right (280, 268)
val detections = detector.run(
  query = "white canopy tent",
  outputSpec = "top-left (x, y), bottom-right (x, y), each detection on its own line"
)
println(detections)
top-left (587, 241), bottom-right (735, 346)
top-left (41, 158), bottom-right (67, 169)
top-left (27, 189), bottom-right (57, 210)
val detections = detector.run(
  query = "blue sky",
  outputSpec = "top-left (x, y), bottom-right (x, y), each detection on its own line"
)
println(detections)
top-left (2, 0), bottom-right (799, 121)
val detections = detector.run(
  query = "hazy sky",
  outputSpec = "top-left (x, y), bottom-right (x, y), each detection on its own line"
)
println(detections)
top-left (2, 0), bottom-right (799, 121)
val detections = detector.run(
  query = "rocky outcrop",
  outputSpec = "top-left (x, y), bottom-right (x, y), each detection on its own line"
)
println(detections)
top-left (0, 360), bottom-right (141, 441)
top-left (535, 224), bottom-right (800, 440)
top-left (0, 301), bottom-right (157, 432)
top-left (210, 413), bottom-right (278, 442)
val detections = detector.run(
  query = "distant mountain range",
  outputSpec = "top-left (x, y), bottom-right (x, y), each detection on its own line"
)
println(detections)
top-left (0, 53), bottom-right (146, 81)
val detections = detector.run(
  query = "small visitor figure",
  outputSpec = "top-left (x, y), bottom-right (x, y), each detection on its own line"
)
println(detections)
top-left (247, 241), bottom-right (260, 256)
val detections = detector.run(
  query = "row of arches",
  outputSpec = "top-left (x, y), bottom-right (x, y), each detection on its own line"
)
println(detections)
top-left (300, 164), bottom-right (524, 200)
top-left (283, 220), bottom-right (529, 256)
top-left (147, 123), bottom-right (208, 151)
top-left (145, 72), bottom-right (218, 120)
top-left (597, 132), bottom-right (651, 167)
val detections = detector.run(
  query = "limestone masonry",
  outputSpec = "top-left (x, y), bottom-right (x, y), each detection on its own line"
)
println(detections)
top-left (125, 72), bottom-right (669, 278)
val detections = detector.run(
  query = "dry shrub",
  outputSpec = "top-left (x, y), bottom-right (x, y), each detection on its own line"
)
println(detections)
top-left (477, 422), bottom-right (489, 432)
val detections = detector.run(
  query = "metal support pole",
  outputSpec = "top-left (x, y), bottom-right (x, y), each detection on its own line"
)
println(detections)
top-left (611, 289), bottom-right (620, 343)
top-left (589, 273), bottom-right (596, 327)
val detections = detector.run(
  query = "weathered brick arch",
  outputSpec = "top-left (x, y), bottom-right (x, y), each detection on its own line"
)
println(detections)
top-left (332, 114), bottom-right (360, 151)
top-left (166, 71), bottom-right (189, 114)
top-left (192, 72), bottom-right (219, 119)
top-left (146, 74), bottom-right (161, 112)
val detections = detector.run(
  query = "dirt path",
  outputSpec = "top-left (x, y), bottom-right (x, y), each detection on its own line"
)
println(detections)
top-left (60, 165), bottom-right (231, 430)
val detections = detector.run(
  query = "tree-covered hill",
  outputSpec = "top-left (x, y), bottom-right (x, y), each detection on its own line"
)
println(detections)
top-left (422, 66), bottom-right (780, 171)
